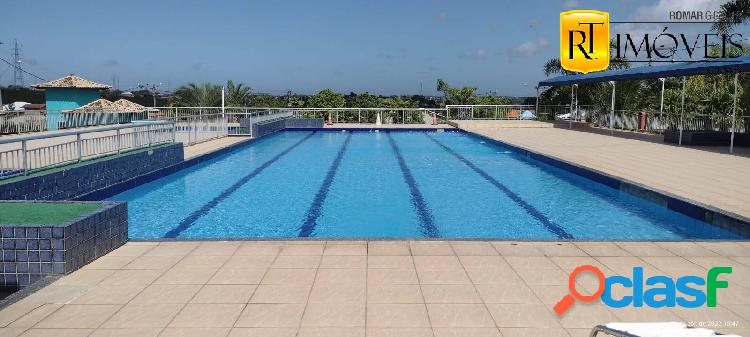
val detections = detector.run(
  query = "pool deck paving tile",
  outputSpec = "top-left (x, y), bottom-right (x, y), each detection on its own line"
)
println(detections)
top-left (456, 124), bottom-right (750, 223)
top-left (182, 137), bottom-right (252, 160)
top-left (1, 241), bottom-right (749, 337)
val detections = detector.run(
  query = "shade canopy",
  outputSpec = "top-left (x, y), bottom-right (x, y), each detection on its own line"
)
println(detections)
top-left (538, 56), bottom-right (750, 87)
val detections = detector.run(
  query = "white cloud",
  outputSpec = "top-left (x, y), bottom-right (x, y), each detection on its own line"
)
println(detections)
top-left (614, 0), bottom-right (724, 35)
top-left (510, 38), bottom-right (550, 56)
top-left (613, 0), bottom-right (725, 60)
top-left (562, 0), bottom-right (580, 9)
top-left (460, 48), bottom-right (489, 59)
top-left (626, 0), bottom-right (723, 22)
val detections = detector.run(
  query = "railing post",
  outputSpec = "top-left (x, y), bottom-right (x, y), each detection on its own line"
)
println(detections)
top-left (679, 76), bottom-right (686, 146)
top-left (172, 122), bottom-right (177, 143)
top-left (76, 133), bottom-right (82, 162)
top-left (21, 140), bottom-right (28, 175)
top-left (147, 124), bottom-right (152, 147)
top-left (192, 118), bottom-right (197, 145)
top-left (116, 128), bottom-right (121, 154)
top-left (609, 81), bottom-right (616, 135)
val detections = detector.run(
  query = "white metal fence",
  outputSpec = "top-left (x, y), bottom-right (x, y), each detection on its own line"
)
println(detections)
top-left (595, 110), bottom-right (748, 133)
top-left (153, 107), bottom-right (438, 125)
top-left (1, 109), bottom-right (151, 135)
top-left (174, 114), bottom-right (228, 145)
top-left (289, 108), bottom-right (433, 124)
top-left (0, 113), bottom-right (47, 134)
top-left (444, 104), bottom-right (585, 121)
top-left (153, 107), bottom-right (295, 136)
top-left (446, 105), bottom-right (535, 120)
top-left (0, 122), bottom-right (175, 179)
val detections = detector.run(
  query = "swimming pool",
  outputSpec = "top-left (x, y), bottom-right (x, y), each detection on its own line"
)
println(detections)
top-left (108, 130), bottom-right (745, 240)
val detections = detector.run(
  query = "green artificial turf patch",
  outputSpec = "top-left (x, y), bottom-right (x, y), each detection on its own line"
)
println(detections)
top-left (0, 203), bottom-right (102, 225)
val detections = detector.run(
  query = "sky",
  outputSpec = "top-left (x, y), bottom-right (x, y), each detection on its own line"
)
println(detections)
top-left (0, 0), bottom-right (734, 96)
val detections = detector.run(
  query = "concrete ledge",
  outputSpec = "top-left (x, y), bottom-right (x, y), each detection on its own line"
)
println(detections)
top-left (0, 143), bottom-right (184, 201)
top-left (0, 201), bottom-right (127, 289)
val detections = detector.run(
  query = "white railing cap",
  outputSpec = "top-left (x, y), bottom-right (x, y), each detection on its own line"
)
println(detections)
top-left (0, 121), bottom-right (174, 145)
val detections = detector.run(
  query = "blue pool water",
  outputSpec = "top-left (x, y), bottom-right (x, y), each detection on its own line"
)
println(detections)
top-left (108, 130), bottom-right (744, 240)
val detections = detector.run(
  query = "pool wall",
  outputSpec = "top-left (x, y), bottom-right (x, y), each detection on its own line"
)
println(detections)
top-left (0, 201), bottom-right (128, 289)
top-left (252, 117), bottom-right (324, 138)
top-left (0, 143), bottom-right (183, 201)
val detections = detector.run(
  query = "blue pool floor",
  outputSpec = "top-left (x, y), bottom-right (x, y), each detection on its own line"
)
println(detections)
top-left (107, 130), bottom-right (745, 240)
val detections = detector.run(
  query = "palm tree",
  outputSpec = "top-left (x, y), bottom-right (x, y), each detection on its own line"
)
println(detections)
top-left (714, 0), bottom-right (750, 33)
top-left (436, 79), bottom-right (448, 106)
top-left (225, 80), bottom-right (252, 107)
top-left (543, 41), bottom-right (630, 77)
top-left (171, 82), bottom-right (222, 107)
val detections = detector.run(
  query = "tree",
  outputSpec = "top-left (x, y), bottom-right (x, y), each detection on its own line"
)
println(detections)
top-left (288, 96), bottom-right (306, 108)
top-left (225, 80), bottom-right (252, 107)
top-left (348, 92), bottom-right (382, 108)
top-left (473, 95), bottom-right (511, 105)
top-left (714, 0), bottom-right (750, 33)
top-left (436, 79), bottom-right (449, 106)
top-left (250, 94), bottom-right (286, 107)
top-left (444, 86), bottom-right (477, 105)
top-left (307, 88), bottom-right (345, 108)
top-left (382, 97), bottom-right (417, 108)
top-left (171, 82), bottom-right (221, 107)
top-left (539, 40), bottom-right (631, 115)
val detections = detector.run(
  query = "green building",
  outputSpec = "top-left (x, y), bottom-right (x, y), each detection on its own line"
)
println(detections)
top-left (32, 75), bottom-right (110, 130)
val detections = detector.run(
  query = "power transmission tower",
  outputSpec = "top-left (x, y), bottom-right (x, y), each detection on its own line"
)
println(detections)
top-left (12, 39), bottom-right (23, 87)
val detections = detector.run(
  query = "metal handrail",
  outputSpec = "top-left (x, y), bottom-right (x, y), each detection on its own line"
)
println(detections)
top-left (0, 121), bottom-right (176, 178)
top-left (0, 121), bottom-right (174, 145)
top-left (173, 114), bottom-right (228, 145)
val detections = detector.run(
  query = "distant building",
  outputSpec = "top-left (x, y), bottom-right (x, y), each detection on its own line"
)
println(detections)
top-left (32, 75), bottom-right (110, 130)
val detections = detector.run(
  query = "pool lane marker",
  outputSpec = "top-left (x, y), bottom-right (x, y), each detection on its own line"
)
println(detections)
top-left (424, 133), bottom-right (574, 239)
top-left (386, 132), bottom-right (440, 238)
top-left (163, 132), bottom-right (317, 238)
top-left (298, 132), bottom-right (353, 237)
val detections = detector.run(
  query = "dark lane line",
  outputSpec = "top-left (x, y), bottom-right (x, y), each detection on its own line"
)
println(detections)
top-left (298, 132), bottom-right (353, 237)
top-left (164, 132), bottom-right (317, 238)
top-left (386, 132), bottom-right (439, 238)
top-left (424, 133), bottom-right (574, 239)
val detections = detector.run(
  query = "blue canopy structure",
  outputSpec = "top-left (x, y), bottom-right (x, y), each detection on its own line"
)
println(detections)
top-left (535, 57), bottom-right (747, 153)
top-left (538, 56), bottom-right (750, 87)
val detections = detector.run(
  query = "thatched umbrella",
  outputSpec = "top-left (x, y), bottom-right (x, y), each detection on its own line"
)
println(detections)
top-left (32, 75), bottom-right (110, 89)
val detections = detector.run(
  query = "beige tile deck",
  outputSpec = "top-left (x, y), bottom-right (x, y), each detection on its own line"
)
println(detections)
top-left (183, 137), bottom-right (252, 160)
top-left (457, 124), bottom-right (750, 221)
top-left (2, 241), bottom-right (749, 337)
